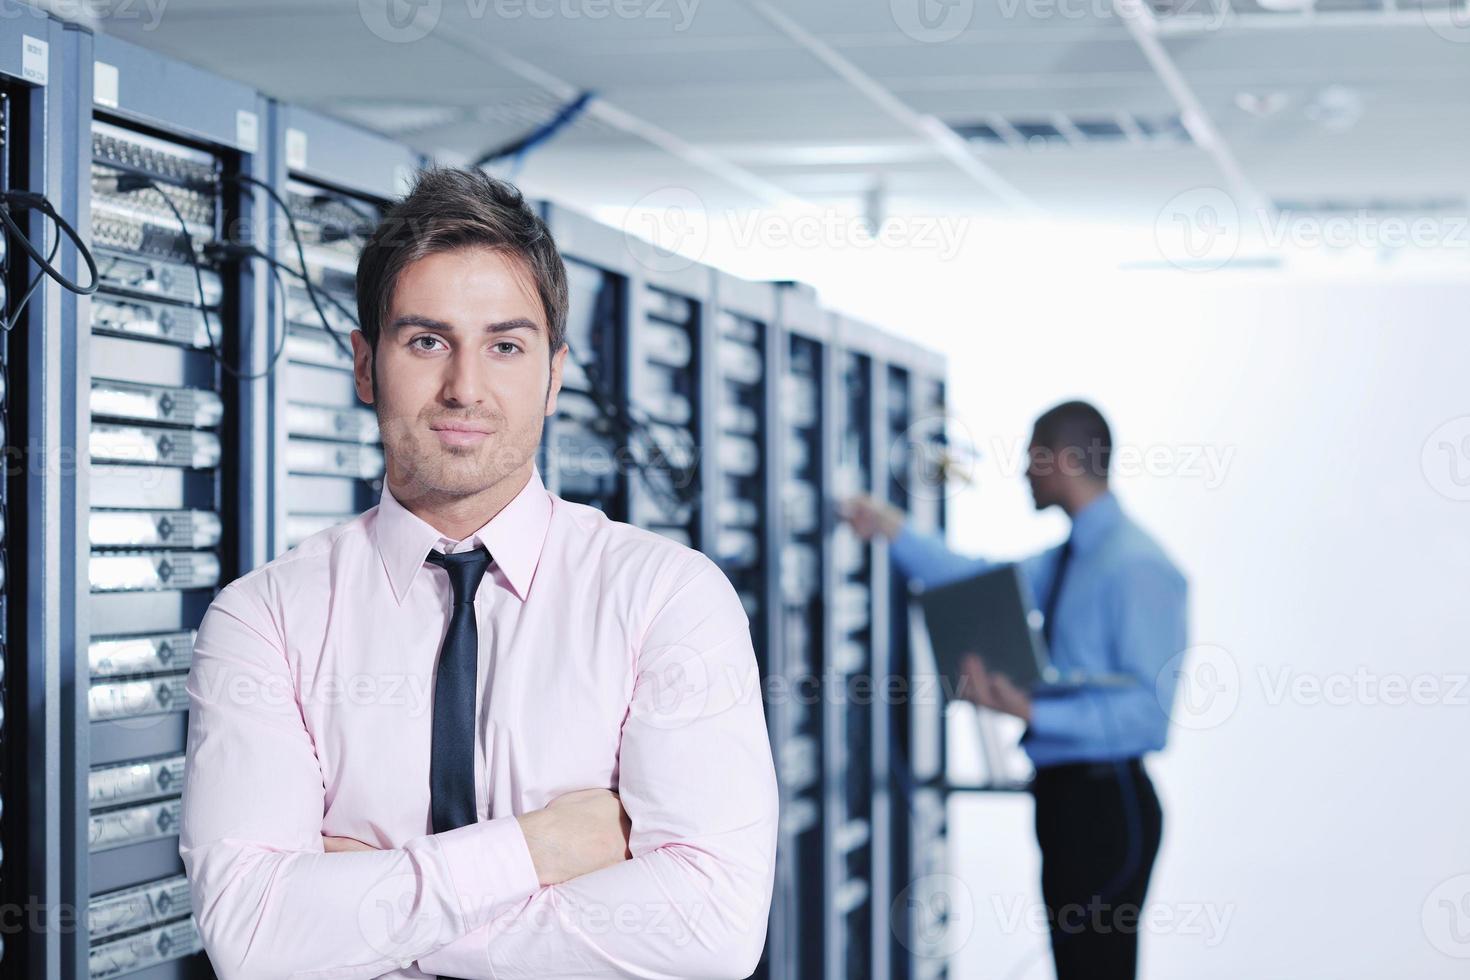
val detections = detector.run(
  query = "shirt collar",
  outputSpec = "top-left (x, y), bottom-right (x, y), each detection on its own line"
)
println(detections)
top-left (373, 466), bottom-right (553, 605)
top-left (1067, 489), bottom-right (1122, 554)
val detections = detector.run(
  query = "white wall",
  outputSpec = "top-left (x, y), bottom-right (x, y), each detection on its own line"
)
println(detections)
top-left (924, 275), bottom-right (1470, 979)
top-left (688, 208), bottom-right (1470, 976)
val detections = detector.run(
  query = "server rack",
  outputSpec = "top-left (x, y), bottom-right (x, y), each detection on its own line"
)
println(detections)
top-left (263, 102), bottom-right (421, 558)
top-left (625, 258), bottom-right (705, 548)
top-left (823, 314), bottom-right (886, 980)
top-left (537, 202), bottom-right (631, 518)
top-left (0, 19), bottom-right (956, 976)
top-left (769, 282), bottom-right (829, 980)
top-left (0, 9), bottom-right (72, 977)
top-left (884, 345), bottom-right (951, 979)
top-left (65, 30), bottom-right (270, 980)
top-left (538, 202), bottom-right (705, 551)
top-left (708, 271), bottom-right (780, 979)
top-left (705, 271), bottom-right (775, 662)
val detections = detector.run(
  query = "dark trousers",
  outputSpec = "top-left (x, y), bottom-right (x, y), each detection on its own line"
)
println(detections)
top-left (1029, 758), bottom-right (1163, 980)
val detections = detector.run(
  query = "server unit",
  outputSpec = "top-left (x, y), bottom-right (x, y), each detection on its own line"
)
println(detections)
top-left (264, 103), bottom-right (420, 556)
top-left (769, 282), bottom-right (828, 980)
top-left (68, 31), bottom-right (271, 979)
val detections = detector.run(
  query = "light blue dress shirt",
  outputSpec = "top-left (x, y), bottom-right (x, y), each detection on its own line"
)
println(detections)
top-left (890, 491), bottom-right (1188, 768)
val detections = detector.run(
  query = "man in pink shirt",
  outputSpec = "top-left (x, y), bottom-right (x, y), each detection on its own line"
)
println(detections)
top-left (179, 168), bottom-right (779, 979)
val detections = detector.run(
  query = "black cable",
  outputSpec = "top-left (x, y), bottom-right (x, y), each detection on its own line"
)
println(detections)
top-left (231, 260), bottom-right (292, 382)
top-left (230, 173), bottom-right (357, 360)
top-left (117, 174), bottom-right (291, 381)
top-left (578, 279), bottom-right (701, 513)
top-left (0, 188), bottom-right (100, 296)
top-left (470, 91), bottom-right (595, 170)
top-left (207, 241), bottom-right (356, 360)
top-left (4, 207), bottom-right (60, 331)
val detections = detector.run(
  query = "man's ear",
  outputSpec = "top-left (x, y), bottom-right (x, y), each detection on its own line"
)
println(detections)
top-left (351, 329), bottom-right (375, 405)
top-left (545, 342), bottom-right (569, 417)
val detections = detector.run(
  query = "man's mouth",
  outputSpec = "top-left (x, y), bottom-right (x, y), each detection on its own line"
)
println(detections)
top-left (430, 422), bottom-right (492, 447)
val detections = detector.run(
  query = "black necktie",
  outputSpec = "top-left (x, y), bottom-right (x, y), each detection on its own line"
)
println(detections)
top-left (1042, 537), bottom-right (1073, 649)
top-left (423, 545), bottom-right (492, 834)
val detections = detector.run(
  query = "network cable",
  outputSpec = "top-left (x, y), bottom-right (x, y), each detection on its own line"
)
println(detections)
top-left (111, 173), bottom-right (292, 381)
top-left (230, 172), bottom-right (360, 361)
top-left (0, 187), bottom-right (101, 332)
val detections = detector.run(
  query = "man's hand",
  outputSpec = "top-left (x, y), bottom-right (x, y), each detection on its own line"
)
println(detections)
top-left (319, 788), bottom-right (631, 887)
top-left (959, 653), bottom-right (1032, 722)
top-left (322, 834), bottom-right (379, 853)
top-left (517, 788), bottom-right (632, 887)
top-left (840, 495), bottom-right (905, 542)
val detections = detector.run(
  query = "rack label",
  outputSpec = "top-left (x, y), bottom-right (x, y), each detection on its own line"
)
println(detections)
top-left (21, 35), bottom-right (47, 86)
top-left (94, 61), bottom-right (120, 108)
top-left (286, 128), bottom-right (309, 170)
top-left (236, 109), bottom-right (259, 153)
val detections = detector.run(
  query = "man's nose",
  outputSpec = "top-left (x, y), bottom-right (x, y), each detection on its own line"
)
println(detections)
top-left (440, 347), bottom-right (487, 405)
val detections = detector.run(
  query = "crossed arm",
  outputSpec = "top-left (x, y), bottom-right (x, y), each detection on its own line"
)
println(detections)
top-left (180, 560), bottom-right (778, 979)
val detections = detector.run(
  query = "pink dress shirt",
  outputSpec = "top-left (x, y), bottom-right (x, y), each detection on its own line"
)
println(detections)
top-left (179, 467), bottom-right (778, 979)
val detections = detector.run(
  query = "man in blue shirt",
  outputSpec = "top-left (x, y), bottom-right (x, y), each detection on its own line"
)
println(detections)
top-left (843, 400), bottom-right (1187, 980)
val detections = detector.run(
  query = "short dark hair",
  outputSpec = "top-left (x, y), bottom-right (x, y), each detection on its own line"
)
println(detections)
top-left (355, 167), bottom-right (568, 359)
top-left (1032, 400), bottom-right (1111, 480)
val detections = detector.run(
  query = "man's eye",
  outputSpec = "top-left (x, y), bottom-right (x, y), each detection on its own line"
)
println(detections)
top-left (412, 336), bottom-right (443, 351)
top-left (494, 341), bottom-right (521, 355)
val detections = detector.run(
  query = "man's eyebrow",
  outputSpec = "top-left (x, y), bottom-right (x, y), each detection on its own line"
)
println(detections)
top-left (389, 315), bottom-right (542, 334)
